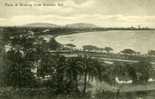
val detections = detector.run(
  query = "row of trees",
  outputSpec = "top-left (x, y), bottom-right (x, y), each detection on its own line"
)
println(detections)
top-left (67, 44), bottom-right (155, 56)
top-left (82, 45), bottom-right (141, 55)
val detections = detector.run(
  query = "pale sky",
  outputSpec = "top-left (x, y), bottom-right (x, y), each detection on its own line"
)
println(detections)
top-left (0, 0), bottom-right (155, 27)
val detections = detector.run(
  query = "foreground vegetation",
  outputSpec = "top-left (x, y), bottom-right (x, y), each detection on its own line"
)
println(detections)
top-left (0, 27), bottom-right (154, 99)
top-left (0, 87), bottom-right (154, 99)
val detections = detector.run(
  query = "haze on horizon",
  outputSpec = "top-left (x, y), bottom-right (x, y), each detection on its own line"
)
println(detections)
top-left (0, 0), bottom-right (155, 27)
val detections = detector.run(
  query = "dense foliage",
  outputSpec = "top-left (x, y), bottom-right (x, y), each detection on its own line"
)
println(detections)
top-left (0, 27), bottom-right (154, 98)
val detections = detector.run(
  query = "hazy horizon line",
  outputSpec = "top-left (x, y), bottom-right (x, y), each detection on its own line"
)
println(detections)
top-left (0, 22), bottom-right (154, 29)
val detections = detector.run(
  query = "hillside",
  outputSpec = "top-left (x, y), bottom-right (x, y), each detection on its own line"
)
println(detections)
top-left (65, 23), bottom-right (97, 29)
top-left (25, 23), bottom-right (60, 28)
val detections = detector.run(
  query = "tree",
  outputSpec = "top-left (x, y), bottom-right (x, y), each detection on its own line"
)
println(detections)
top-left (64, 57), bottom-right (83, 93)
top-left (64, 44), bottom-right (76, 51)
top-left (0, 32), bottom-right (6, 86)
top-left (113, 62), bottom-right (128, 77)
top-left (83, 45), bottom-right (95, 51)
top-left (65, 44), bottom-right (76, 48)
top-left (127, 59), bottom-right (152, 84)
top-left (106, 62), bottom-right (131, 84)
top-left (36, 53), bottom-right (56, 78)
top-left (120, 49), bottom-right (136, 55)
top-left (148, 50), bottom-right (155, 56)
top-left (4, 49), bottom-right (36, 87)
top-left (77, 55), bottom-right (102, 94)
top-left (133, 60), bottom-right (152, 84)
top-left (104, 47), bottom-right (113, 53)
top-left (127, 65), bottom-right (137, 84)
top-left (48, 38), bottom-right (62, 50)
top-left (36, 53), bottom-right (67, 92)
top-left (83, 45), bottom-right (100, 52)
top-left (2, 30), bottom-right (42, 87)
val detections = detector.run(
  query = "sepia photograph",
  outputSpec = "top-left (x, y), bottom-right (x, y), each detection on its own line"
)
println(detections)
top-left (0, 0), bottom-right (155, 99)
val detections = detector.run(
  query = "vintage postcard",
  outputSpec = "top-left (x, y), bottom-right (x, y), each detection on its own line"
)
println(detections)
top-left (0, 0), bottom-right (155, 99)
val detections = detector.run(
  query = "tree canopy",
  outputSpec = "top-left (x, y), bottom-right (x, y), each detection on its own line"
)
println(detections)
top-left (120, 49), bottom-right (136, 55)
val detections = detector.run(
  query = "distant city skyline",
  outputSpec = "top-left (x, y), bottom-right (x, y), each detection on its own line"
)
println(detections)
top-left (0, 0), bottom-right (155, 27)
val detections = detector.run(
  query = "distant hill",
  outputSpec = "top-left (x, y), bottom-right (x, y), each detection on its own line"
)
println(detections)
top-left (65, 23), bottom-right (97, 29)
top-left (24, 22), bottom-right (97, 29)
top-left (25, 23), bottom-right (60, 28)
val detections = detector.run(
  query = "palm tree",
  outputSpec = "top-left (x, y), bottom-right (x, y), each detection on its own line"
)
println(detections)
top-left (53, 54), bottom-right (69, 94)
top-left (36, 53), bottom-right (56, 78)
top-left (78, 55), bottom-right (102, 94)
top-left (64, 57), bottom-right (83, 92)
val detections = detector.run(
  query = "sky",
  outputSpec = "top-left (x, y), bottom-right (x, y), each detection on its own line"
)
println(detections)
top-left (0, 0), bottom-right (155, 27)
